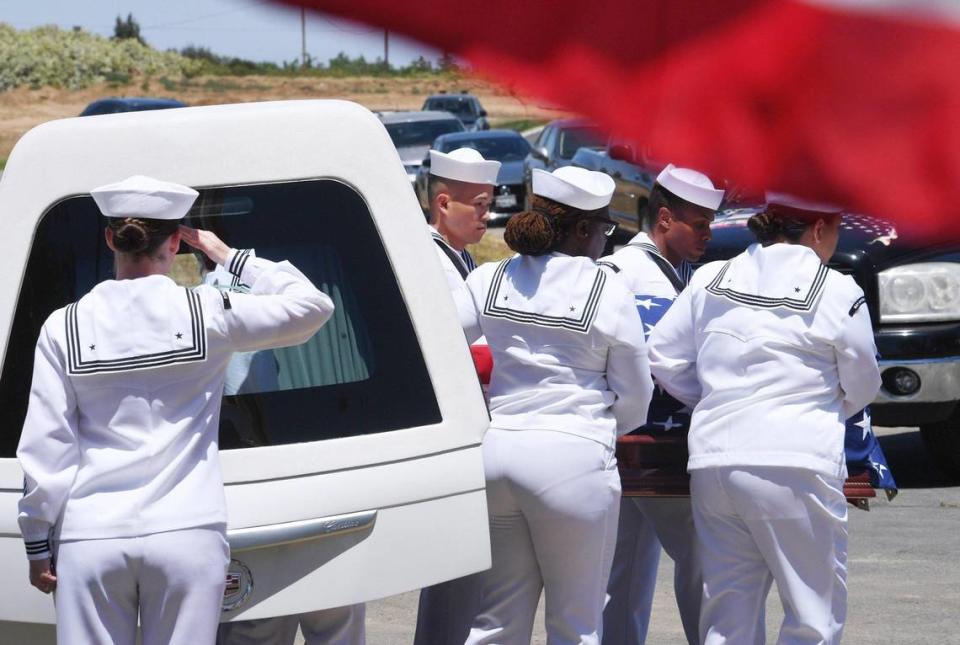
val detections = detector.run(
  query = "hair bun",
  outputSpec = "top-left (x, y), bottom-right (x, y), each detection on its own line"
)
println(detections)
top-left (112, 218), bottom-right (150, 254)
top-left (504, 210), bottom-right (556, 256)
top-left (747, 212), bottom-right (785, 243)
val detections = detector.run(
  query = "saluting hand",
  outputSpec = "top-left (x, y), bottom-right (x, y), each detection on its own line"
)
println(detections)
top-left (29, 558), bottom-right (56, 594)
top-left (179, 226), bottom-right (231, 268)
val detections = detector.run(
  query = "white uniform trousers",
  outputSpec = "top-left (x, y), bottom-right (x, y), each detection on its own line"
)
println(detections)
top-left (54, 527), bottom-right (229, 645)
top-left (466, 428), bottom-right (621, 645)
top-left (414, 573), bottom-right (483, 645)
top-left (217, 605), bottom-right (366, 645)
top-left (603, 497), bottom-right (702, 645)
top-left (691, 466), bottom-right (848, 645)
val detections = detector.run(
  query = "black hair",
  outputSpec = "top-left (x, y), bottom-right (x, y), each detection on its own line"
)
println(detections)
top-left (643, 184), bottom-right (715, 231)
top-left (504, 195), bottom-right (609, 256)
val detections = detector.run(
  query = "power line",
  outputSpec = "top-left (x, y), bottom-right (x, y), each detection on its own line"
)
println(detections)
top-left (140, 0), bottom-right (273, 30)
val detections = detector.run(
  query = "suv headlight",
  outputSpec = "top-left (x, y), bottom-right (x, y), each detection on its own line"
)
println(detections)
top-left (878, 262), bottom-right (960, 323)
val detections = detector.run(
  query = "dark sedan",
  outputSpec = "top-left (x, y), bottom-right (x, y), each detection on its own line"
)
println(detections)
top-left (415, 129), bottom-right (532, 222)
top-left (80, 97), bottom-right (187, 116)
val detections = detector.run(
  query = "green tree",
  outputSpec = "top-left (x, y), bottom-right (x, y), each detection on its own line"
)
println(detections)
top-left (113, 13), bottom-right (145, 46)
top-left (406, 55), bottom-right (433, 73)
top-left (437, 53), bottom-right (461, 73)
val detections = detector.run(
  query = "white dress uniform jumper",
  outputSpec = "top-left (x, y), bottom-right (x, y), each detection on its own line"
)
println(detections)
top-left (18, 232), bottom-right (334, 645)
top-left (414, 147), bottom-right (499, 645)
top-left (648, 242), bottom-right (881, 645)
top-left (460, 250), bottom-right (654, 645)
top-left (412, 226), bottom-right (485, 645)
top-left (598, 232), bottom-right (701, 645)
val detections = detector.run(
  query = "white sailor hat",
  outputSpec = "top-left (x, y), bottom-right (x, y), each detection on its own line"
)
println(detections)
top-left (656, 164), bottom-right (725, 211)
top-left (532, 166), bottom-right (615, 211)
top-left (91, 175), bottom-right (199, 220)
top-left (429, 147), bottom-right (501, 185)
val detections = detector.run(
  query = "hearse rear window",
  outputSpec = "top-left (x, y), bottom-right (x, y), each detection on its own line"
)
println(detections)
top-left (0, 179), bottom-right (440, 457)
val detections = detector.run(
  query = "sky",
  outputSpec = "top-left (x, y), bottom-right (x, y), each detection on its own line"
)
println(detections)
top-left (0, 0), bottom-right (441, 66)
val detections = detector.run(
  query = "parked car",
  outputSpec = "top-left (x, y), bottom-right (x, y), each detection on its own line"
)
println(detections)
top-left (523, 118), bottom-right (606, 209)
top-left (79, 97), bottom-right (187, 116)
top-left (421, 93), bottom-right (489, 132)
top-left (377, 110), bottom-right (465, 185)
top-left (0, 100), bottom-right (490, 641)
top-left (571, 140), bottom-right (659, 237)
top-left (703, 206), bottom-right (960, 479)
top-left (414, 129), bottom-right (532, 221)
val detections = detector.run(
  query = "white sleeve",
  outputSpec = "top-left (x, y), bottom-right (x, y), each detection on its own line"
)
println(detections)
top-left (647, 287), bottom-right (702, 409)
top-left (461, 269), bottom-right (484, 345)
top-left (217, 249), bottom-right (335, 353)
top-left (835, 292), bottom-right (881, 418)
top-left (17, 323), bottom-right (80, 561)
top-left (606, 291), bottom-right (654, 435)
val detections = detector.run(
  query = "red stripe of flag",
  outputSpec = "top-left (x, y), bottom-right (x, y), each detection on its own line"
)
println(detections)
top-left (283, 0), bottom-right (960, 239)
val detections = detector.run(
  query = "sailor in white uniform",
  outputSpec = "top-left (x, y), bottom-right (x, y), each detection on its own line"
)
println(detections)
top-left (460, 167), bottom-right (654, 645)
top-left (425, 147), bottom-right (501, 329)
top-left (599, 165), bottom-right (725, 645)
top-left (17, 175), bottom-right (334, 645)
top-left (414, 146), bottom-right (500, 645)
top-left (648, 198), bottom-right (881, 644)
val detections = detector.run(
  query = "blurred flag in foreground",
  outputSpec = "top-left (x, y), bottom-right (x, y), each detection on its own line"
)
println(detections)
top-left (282, 0), bottom-right (960, 240)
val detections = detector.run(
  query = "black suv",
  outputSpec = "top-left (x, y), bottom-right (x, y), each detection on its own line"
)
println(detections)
top-left (421, 93), bottom-right (489, 131)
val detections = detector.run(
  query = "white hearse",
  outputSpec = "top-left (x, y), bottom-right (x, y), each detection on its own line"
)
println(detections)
top-left (0, 100), bottom-right (491, 640)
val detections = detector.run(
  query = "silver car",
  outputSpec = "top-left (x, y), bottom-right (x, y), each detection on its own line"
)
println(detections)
top-left (377, 111), bottom-right (465, 185)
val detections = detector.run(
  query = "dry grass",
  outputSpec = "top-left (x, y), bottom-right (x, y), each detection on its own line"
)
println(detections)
top-left (467, 231), bottom-right (514, 265)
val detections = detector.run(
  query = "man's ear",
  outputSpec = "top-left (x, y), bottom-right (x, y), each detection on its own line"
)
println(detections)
top-left (656, 206), bottom-right (673, 231)
top-left (435, 192), bottom-right (450, 216)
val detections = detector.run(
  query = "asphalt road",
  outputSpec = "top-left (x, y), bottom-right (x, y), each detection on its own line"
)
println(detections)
top-left (355, 426), bottom-right (960, 644)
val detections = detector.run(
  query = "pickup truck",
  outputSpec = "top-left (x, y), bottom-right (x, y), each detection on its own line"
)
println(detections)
top-left (571, 140), bottom-right (657, 237)
top-left (0, 100), bottom-right (491, 640)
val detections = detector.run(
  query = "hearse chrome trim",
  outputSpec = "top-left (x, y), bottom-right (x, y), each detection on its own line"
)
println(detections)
top-left (227, 509), bottom-right (377, 553)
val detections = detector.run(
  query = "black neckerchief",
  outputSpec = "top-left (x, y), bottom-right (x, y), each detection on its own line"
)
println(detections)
top-left (629, 241), bottom-right (686, 294)
top-left (432, 234), bottom-right (469, 280)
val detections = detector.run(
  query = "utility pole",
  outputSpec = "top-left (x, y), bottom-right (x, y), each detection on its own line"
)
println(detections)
top-left (384, 29), bottom-right (390, 69)
top-left (301, 7), bottom-right (307, 67)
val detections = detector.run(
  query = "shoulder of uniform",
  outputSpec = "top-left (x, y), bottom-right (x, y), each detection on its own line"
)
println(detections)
top-left (597, 259), bottom-right (621, 273)
top-left (688, 260), bottom-right (726, 287)
top-left (824, 268), bottom-right (862, 298)
top-left (40, 305), bottom-right (70, 336)
top-left (190, 283), bottom-right (233, 312)
top-left (824, 270), bottom-right (867, 316)
top-left (466, 258), bottom-right (501, 281)
top-left (598, 266), bottom-right (633, 299)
